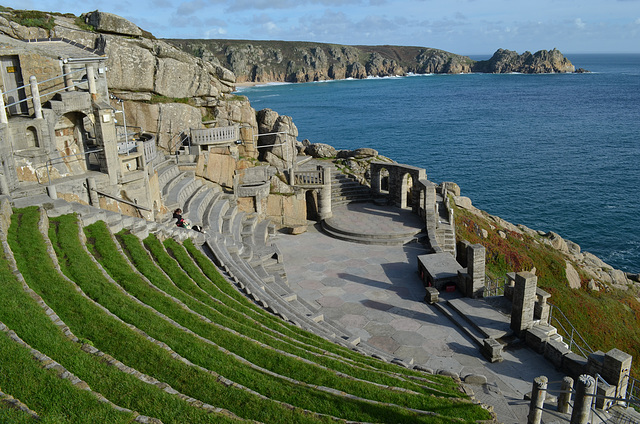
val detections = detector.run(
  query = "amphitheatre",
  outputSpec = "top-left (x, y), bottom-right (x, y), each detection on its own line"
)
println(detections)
top-left (0, 8), bottom-right (639, 424)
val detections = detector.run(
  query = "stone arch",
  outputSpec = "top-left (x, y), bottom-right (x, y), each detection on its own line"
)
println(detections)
top-left (400, 173), bottom-right (414, 209)
top-left (379, 167), bottom-right (389, 193)
top-left (16, 126), bottom-right (40, 150)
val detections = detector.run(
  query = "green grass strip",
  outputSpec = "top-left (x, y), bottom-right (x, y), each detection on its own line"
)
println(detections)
top-left (81, 219), bottom-right (477, 422)
top-left (10, 208), bottom-right (308, 424)
top-left (0, 329), bottom-right (135, 424)
top-left (160, 236), bottom-right (466, 399)
top-left (3, 209), bottom-right (246, 423)
top-left (184, 239), bottom-right (457, 381)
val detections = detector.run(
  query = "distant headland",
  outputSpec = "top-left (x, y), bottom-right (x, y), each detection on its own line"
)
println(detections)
top-left (165, 39), bottom-right (578, 83)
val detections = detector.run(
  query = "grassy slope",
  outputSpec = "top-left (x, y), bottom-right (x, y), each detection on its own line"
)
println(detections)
top-left (454, 202), bottom-right (640, 377)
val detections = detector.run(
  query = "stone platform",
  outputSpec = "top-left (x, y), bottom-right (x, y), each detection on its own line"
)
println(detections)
top-left (321, 202), bottom-right (425, 245)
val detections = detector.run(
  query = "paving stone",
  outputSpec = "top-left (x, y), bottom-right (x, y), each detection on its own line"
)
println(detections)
top-left (391, 330), bottom-right (425, 347)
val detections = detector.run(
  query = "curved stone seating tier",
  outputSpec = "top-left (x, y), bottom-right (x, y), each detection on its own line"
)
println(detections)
top-left (207, 194), bottom-right (231, 234)
top-left (184, 184), bottom-right (220, 228)
top-left (165, 172), bottom-right (199, 210)
top-left (156, 161), bottom-right (180, 191)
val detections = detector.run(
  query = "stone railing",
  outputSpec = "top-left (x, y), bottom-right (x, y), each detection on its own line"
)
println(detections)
top-left (191, 126), bottom-right (239, 145)
top-left (293, 170), bottom-right (324, 186)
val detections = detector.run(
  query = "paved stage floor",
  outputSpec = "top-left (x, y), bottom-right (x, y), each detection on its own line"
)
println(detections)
top-left (274, 204), bottom-right (568, 424)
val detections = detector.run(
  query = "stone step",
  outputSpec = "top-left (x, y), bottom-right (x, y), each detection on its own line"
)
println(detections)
top-left (320, 221), bottom-right (423, 246)
top-left (446, 297), bottom-right (513, 340)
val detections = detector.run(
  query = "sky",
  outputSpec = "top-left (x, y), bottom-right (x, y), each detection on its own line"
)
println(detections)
top-left (5, 0), bottom-right (640, 54)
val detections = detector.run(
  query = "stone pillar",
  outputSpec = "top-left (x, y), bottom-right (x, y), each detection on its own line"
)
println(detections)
top-left (63, 63), bottom-right (75, 91)
top-left (527, 376), bottom-right (547, 424)
top-left (87, 177), bottom-right (99, 206)
top-left (504, 272), bottom-right (516, 301)
top-left (317, 166), bottom-right (332, 220)
top-left (0, 173), bottom-right (8, 195)
top-left (534, 288), bottom-right (551, 324)
top-left (510, 271), bottom-right (537, 337)
top-left (86, 64), bottom-right (97, 95)
top-left (571, 374), bottom-right (595, 424)
top-left (371, 166), bottom-right (380, 194)
top-left (601, 348), bottom-right (632, 402)
top-left (558, 376), bottom-right (574, 414)
top-left (46, 184), bottom-right (57, 200)
top-left (29, 76), bottom-right (43, 119)
top-left (467, 243), bottom-right (485, 298)
top-left (93, 108), bottom-right (119, 185)
top-left (0, 90), bottom-right (8, 124)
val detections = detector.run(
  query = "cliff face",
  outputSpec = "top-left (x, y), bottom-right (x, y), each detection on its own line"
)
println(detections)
top-left (166, 39), bottom-right (576, 83)
top-left (0, 9), bottom-right (260, 153)
top-left (166, 40), bottom-right (476, 83)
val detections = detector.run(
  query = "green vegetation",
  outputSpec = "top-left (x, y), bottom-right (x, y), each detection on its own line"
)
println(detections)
top-left (149, 94), bottom-right (192, 105)
top-left (5, 208), bottom-right (241, 423)
top-left (454, 202), bottom-right (640, 377)
top-left (73, 16), bottom-right (94, 32)
top-left (4, 9), bottom-right (55, 31)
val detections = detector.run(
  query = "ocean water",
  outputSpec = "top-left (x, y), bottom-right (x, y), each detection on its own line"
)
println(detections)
top-left (239, 54), bottom-right (640, 273)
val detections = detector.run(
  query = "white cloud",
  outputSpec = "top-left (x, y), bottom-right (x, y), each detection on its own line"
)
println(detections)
top-left (575, 18), bottom-right (586, 29)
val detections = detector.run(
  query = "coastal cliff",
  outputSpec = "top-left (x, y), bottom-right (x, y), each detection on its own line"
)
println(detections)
top-left (165, 39), bottom-right (576, 83)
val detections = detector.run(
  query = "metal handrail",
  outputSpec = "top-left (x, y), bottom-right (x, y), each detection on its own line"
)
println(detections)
top-left (90, 188), bottom-right (151, 212)
top-left (4, 79), bottom-right (87, 109)
top-left (2, 68), bottom-right (84, 97)
top-left (548, 303), bottom-right (595, 358)
top-left (37, 148), bottom-right (104, 186)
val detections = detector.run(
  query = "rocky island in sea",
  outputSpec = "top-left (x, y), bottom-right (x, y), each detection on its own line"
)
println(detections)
top-left (0, 7), bottom-right (637, 422)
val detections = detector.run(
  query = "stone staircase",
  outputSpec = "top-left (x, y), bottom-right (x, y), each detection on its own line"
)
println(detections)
top-left (435, 191), bottom-right (456, 255)
top-left (331, 171), bottom-right (373, 205)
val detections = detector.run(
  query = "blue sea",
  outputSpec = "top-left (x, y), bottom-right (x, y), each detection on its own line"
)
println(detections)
top-left (239, 54), bottom-right (640, 274)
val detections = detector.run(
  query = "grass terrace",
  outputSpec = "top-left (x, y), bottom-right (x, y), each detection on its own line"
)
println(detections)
top-left (0, 206), bottom-right (493, 423)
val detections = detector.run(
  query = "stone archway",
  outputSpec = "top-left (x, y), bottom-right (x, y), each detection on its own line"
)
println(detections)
top-left (20, 126), bottom-right (40, 150)
top-left (400, 173), bottom-right (413, 209)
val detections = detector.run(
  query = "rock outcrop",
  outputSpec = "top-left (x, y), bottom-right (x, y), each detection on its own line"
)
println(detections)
top-left (256, 108), bottom-right (298, 170)
top-left (452, 195), bottom-right (635, 292)
top-left (472, 48), bottom-right (575, 74)
top-left (82, 10), bottom-right (142, 37)
top-left (0, 9), bottom-right (258, 151)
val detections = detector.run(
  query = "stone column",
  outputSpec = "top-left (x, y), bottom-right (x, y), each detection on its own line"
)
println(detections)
top-left (93, 108), bottom-right (119, 186)
top-left (317, 166), bottom-right (332, 220)
top-left (0, 90), bottom-right (8, 124)
top-left (87, 177), bottom-right (99, 206)
top-left (46, 184), bottom-right (57, 200)
top-left (571, 375), bottom-right (595, 424)
top-left (558, 376), bottom-right (574, 414)
top-left (371, 165), bottom-right (380, 194)
top-left (527, 376), bottom-right (548, 424)
top-left (467, 243), bottom-right (485, 298)
top-left (0, 173), bottom-right (9, 195)
top-left (510, 271), bottom-right (537, 337)
top-left (86, 64), bottom-right (97, 95)
top-left (29, 76), bottom-right (43, 119)
top-left (63, 63), bottom-right (75, 91)
top-left (602, 348), bottom-right (633, 403)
